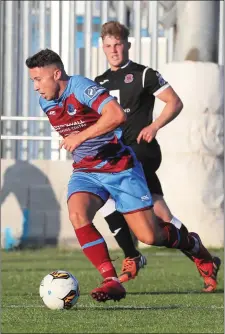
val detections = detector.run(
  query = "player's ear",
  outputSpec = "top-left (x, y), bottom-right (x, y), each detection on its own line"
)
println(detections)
top-left (128, 42), bottom-right (131, 50)
top-left (54, 69), bottom-right (62, 81)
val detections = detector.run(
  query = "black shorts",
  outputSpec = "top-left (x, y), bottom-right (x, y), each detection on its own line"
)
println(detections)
top-left (131, 140), bottom-right (163, 196)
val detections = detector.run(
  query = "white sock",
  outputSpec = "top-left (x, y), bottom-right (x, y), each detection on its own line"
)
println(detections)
top-left (170, 216), bottom-right (182, 229)
top-left (170, 216), bottom-right (200, 254)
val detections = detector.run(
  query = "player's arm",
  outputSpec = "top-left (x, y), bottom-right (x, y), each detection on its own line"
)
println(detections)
top-left (137, 69), bottom-right (183, 143)
top-left (60, 77), bottom-right (126, 152)
top-left (60, 100), bottom-right (126, 152)
top-left (153, 86), bottom-right (183, 131)
top-left (78, 99), bottom-right (126, 142)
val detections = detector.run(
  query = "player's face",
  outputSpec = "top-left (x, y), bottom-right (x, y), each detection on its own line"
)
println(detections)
top-left (29, 66), bottom-right (61, 100)
top-left (102, 35), bottom-right (130, 70)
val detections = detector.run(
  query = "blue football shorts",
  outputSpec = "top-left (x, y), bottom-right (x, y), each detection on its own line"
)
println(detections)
top-left (67, 161), bottom-right (153, 214)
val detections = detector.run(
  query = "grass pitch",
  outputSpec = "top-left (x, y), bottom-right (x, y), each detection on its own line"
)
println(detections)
top-left (2, 247), bottom-right (224, 333)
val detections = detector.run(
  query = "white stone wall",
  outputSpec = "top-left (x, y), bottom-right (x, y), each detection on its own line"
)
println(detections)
top-left (153, 62), bottom-right (224, 247)
top-left (175, 1), bottom-right (219, 62)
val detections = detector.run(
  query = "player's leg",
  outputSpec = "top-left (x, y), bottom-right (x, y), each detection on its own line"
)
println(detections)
top-left (98, 145), bottom-right (161, 282)
top-left (124, 207), bottom-right (191, 249)
top-left (102, 162), bottom-right (187, 248)
top-left (151, 191), bottom-right (196, 253)
top-left (99, 198), bottom-right (140, 258)
top-left (152, 193), bottom-right (221, 292)
top-left (68, 192), bottom-right (117, 279)
top-left (67, 171), bottom-right (126, 302)
top-left (144, 163), bottom-right (221, 292)
top-left (99, 198), bottom-right (147, 283)
top-left (101, 143), bottom-right (161, 258)
top-left (105, 162), bottom-right (213, 268)
top-left (141, 155), bottom-right (180, 226)
top-left (152, 194), bottom-right (172, 221)
top-left (126, 197), bottom-right (221, 292)
top-left (125, 204), bottom-right (220, 292)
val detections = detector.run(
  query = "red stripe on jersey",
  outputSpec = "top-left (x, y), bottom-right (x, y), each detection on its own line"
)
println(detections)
top-left (100, 149), bottom-right (134, 172)
top-left (72, 155), bottom-right (104, 170)
top-left (72, 147), bottom-right (134, 173)
top-left (91, 92), bottom-right (112, 112)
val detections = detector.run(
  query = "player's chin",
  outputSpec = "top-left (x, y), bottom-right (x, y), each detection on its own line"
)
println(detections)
top-left (40, 94), bottom-right (47, 100)
top-left (44, 95), bottom-right (53, 101)
top-left (111, 59), bottom-right (122, 66)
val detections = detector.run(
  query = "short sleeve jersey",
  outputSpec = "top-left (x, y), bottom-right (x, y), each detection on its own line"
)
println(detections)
top-left (95, 61), bottom-right (170, 153)
top-left (39, 75), bottom-right (134, 172)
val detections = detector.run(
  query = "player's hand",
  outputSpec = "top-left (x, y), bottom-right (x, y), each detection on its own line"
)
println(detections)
top-left (59, 133), bottom-right (82, 152)
top-left (137, 123), bottom-right (159, 144)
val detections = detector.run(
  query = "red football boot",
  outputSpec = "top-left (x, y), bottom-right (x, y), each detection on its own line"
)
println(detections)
top-left (185, 232), bottom-right (221, 292)
top-left (118, 254), bottom-right (147, 283)
top-left (91, 277), bottom-right (126, 302)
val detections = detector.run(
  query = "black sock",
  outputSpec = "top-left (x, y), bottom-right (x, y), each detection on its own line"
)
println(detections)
top-left (159, 222), bottom-right (195, 250)
top-left (170, 217), bottom-right (199, 258)
top-left (104, 211), bottom-right (140, 258)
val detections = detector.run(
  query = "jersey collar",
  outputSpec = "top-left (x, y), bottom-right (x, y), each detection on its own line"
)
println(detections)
top-left (110, 60), bottom-right (132, 72)
top-left (54, 76), bottom-right (72, 103)
top-left (120, 60), bottom-right (132, 69)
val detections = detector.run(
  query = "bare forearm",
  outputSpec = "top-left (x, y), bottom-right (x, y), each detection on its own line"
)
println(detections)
top-left (80, 116), bottom-right (122, 141)
top-left (153, 99), bottom-right (183, 130)
top-left (78, 101), bottom-right (126, 142)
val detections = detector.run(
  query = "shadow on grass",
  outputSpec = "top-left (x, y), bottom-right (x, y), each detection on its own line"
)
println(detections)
top-left (75, 290), bottom-right (224, 296)
top-left (74, 305), bottom-right (181, 311)
top-left (127, 289), bottom-right (224, 295)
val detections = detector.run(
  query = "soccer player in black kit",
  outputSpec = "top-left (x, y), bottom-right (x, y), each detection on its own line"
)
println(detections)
top-left (95, 21), bottom-right (220, 292)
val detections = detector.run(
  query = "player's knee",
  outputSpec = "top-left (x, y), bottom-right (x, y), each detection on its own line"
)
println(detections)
top-left (138, 233), bottom-right (156, 245)
top-left (158, 213), bottom-right (172, 224)
top-left (69, 211), bottom-right (89, 229)
top-left (152, 195), bottom-right (173, 222)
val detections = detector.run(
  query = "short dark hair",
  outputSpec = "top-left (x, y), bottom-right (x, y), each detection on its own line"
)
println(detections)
top-left (25, 48), bottom-right (64, 69)
top-left (101, 21), bottom-right (129, 41)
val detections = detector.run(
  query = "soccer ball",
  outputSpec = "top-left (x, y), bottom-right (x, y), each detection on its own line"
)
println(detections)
top-left (39, 270), bottom-right (80, 310)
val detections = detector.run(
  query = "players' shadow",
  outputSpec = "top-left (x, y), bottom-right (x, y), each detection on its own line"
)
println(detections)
top-left (127, 289), bottom-right (224, 295)
top-left (74, 305), bottom-right (181, 311)
top-left (77, 289), bottom-right (224, 297)
top-left (1, 160), bottom-right (61, 249)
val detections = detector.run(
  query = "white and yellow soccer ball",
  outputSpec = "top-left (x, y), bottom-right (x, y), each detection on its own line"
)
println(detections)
top-left (39, 270), bottom-right (80, 310)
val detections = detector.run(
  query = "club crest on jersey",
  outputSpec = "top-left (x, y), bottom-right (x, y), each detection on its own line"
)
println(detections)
top-left (67, 104), bottom-right (77, 116)
top-left (84, 85), bottom-right (105, 98)
top-left (124, 74), bottom-right (133, 83)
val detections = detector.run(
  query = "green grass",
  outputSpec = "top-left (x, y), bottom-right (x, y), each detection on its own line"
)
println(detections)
top-left (2, 247), bottom-right (224, 333)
